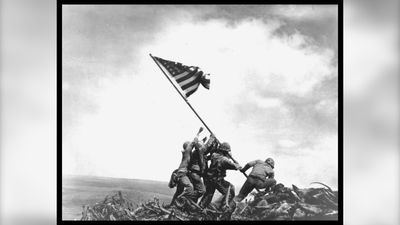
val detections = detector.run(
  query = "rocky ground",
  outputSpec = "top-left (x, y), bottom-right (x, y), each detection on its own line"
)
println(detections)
top-left (79, 182), bottom-right (338, 221)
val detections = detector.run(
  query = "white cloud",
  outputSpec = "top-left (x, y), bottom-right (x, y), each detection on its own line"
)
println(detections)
top-left (248, 91), bottom-right (282, 108)
top-left (278, 139), bottom-right (297, 148)
top-left (63, 8), bottom-right (338, 190)
top-left (272, 5), bottom-right (337, 21)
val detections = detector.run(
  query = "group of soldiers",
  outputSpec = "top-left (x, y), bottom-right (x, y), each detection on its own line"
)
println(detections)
top-left (167, 128), bottom-right (277, 217)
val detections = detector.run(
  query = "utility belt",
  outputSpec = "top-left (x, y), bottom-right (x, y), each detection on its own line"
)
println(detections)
top-left (204, 169), bottom-right (225, 181)
top-left (249, 175), bottom-right (266, 182)
top-left (176, 168), bottom-right (188, 177)
top-left (189, 168), bottom-right (202, 175)
top-left (189, 164), bottom-right (202, 172)
top-left (207, 176), bottom-right (225, 183)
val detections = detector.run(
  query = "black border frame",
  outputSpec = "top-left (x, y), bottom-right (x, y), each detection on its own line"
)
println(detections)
top-left (57, 1), bottom-right (343, 224)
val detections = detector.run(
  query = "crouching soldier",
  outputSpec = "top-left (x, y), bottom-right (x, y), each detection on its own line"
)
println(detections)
top-left (199, 142), bottom-right (242, 214)
top-left (234, 158), bottom-right (277, 203)
top-left (168, 141), bottom-right (196, 206)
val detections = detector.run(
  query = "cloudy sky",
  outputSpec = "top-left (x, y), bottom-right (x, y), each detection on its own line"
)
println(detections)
top-left (62, 5), bottom-right (338, 190)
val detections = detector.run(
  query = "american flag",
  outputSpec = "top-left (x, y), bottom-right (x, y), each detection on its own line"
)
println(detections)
top-left (153, 56), bottom-right (210, 98)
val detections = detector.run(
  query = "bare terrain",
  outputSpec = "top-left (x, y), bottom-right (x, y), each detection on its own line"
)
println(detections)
top-left (62, 175), bottom-right (176, 220)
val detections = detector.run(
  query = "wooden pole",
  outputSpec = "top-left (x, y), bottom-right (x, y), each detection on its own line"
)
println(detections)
top-left (149, 53), bottom-right (216, 135)
top-left (149, 54), bottom-right (252, 185)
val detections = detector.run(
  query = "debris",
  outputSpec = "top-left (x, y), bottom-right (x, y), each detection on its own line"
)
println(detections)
top-left (81, 191), bottom-right (137, 220)
top-left (80, 183), bottom-right (338, 220)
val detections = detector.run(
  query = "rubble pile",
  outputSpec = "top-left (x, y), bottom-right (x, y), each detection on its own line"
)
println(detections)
top-left (232, 182), bottom-right (338, 220)
top-left (81, 191), bottom-right (137, 220)
top-left (80, 182), bottom-right (338, 221)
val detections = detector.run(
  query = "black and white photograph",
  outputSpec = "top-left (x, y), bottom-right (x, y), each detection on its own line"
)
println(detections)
top-left (60, 3), bottom-right (341, 222)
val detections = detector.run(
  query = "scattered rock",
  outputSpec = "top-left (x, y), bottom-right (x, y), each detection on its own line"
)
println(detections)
top-left (80, 182), bottom-right (338, 220)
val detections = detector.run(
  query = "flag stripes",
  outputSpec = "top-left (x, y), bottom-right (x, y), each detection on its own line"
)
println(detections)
top-left (153, 56), bottom-right (210, 98)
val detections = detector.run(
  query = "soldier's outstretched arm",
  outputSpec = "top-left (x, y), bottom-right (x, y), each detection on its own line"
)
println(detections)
top-left (269, 170), bottom-right (275, 179)
top-left (222, 157), bottom-right (242, 170)
top-left (183, 141), bottom-right (195, 156)
top-left (204, 134), bottom-right (217, 154)
top-left (193, 138), bottom-right (207, 174)
top-left (193, 137), bottom-right (206, 151)
top-left (241, 160), bottom-right (257, 172)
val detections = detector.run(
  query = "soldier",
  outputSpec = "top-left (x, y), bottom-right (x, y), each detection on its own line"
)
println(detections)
top-left (168, 140), bottom-right (196, 206)
top-left (202, 133), bottom-right (219, 158)
top-left (187, 138), bottom-right (206, 203)
top-left (233, 158), bottom-right (277, 203)
top-left (187, 132), bottom-right (219, 203)
top-left (199, 141), bottom-right (242, 212)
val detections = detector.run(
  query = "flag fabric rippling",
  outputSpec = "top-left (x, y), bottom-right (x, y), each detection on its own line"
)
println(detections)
top-left (153, 56), bottom-right (210, 98)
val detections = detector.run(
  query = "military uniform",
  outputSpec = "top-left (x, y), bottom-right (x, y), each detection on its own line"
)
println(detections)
top-left (187, 142), bottom-right (206, 202)
top-left (168, 142), bottom-right (196, 205)
top-left (203, 134), bottom-right (218, 157)
top-left (234, 159), bottom-right (277, 202)
top-left (199, 152), bottom-right (241, 209)
top-left (185, 134), bottom-right (219, 202)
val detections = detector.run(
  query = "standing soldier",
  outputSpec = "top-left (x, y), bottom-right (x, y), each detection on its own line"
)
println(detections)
top-left (168, 140), bottom-right (196, 206)
top-left (187, 138), bottom-right (206, 203)
top-left (233, 158), bottom-right (277, 203)
top-left (188, 132), bottom-right (219, 203)
top-left (199, 142), bottom-right (242, 212)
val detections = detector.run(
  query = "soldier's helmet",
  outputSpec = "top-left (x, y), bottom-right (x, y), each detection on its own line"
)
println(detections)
top-left (183, 141), bottom-right (191, 150)
top-left (265, 158), bottom-right (275, 169)
top-left (219, 142), bottom-right (231, 152)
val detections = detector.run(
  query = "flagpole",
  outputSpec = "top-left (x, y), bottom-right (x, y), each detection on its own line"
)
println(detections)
top-left (149, 53), bottom-right (253, 184)
top-left (149, 53), bottom-right (215, 136)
